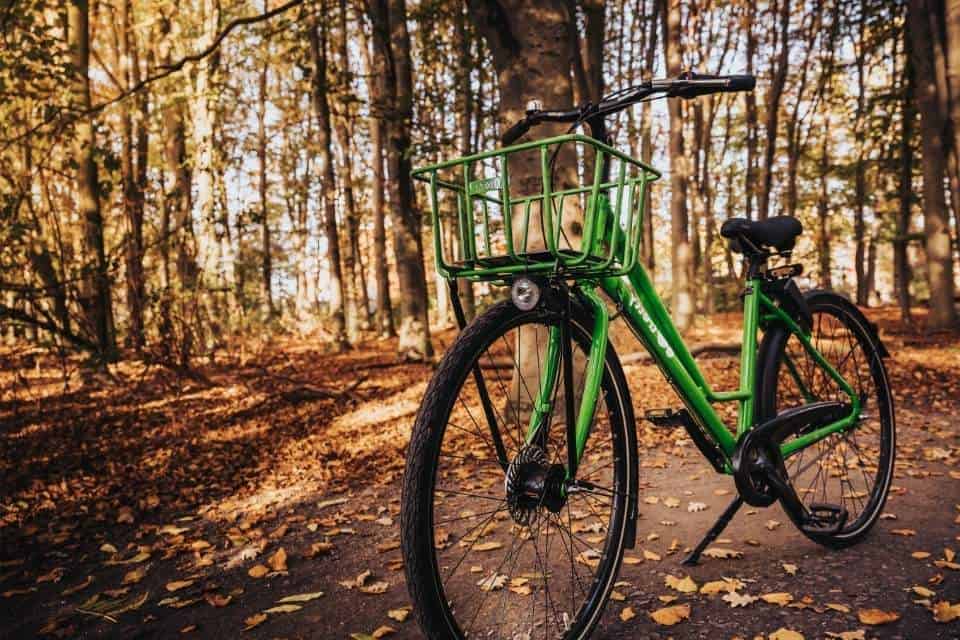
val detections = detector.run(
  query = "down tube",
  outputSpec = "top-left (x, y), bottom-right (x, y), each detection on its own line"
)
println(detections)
top-left (601, 271), bottom-right (738, 459)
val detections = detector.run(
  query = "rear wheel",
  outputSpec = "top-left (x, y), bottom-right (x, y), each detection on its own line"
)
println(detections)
top-left (757, 291), bottom-right (895, 548)
top-left (401, 297), bottom-right (634, 639)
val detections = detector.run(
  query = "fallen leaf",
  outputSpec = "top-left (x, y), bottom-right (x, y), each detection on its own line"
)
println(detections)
top-left (649, 603), bottom-right (690, 626)
top-left (857, 608), bottom-right (900, 625)
top-left (825, 603), bottom-right (851, 613)
top-left (244, 612), bottom-right (268, 630)
top-left (723, 591), bottom-right (758, 608)
top-left (471, 541), bottom-right (503, 552)
top-left (387, 608), bottom-right (410, 622)
top-left (277, 591), bottom-right (324, 603)
top-left (248, 565), bottom-right (269, 578)
top-left (912, 551), bottom-right (931, 559)
top-left (359, 581), bottom-right (389, 595)
top-left (761, 592), bottom-right (794, 606)
top-left (307, 541), bottom-right (335, 558)
top-left (371, 626), bottom-right (395, 638)
top-left (702, 547), bottom-right (742, 559)
top-left (642, 549), bottom-right (661, 561)
top-left (765, 520), bottom-right (782, 531)
top-left (267, 548), bottom-right (288, 572)
top-left (263, 604), bottom-right (301, 614)
top-left (663, 497), bottom-right (680, 508)
top-left (825, 631), bottom-right (865, 640)
top-left (912, 586), bottom-right (936, 598)
top-left (933, 601), bottom-right (960, 623)
top-left (166, 580), bottom-right (194, 592)
top-left (687, 502), bottom-right (707, 513)
top-left (769, 629), bottom-right (804, 640)
top-left (117, 506), bottom-right (135, 524)
top-left (620, 606), bottom-right (635, 621)
top-left (122, 565), bottom-right (149, 585)
top-left (891, 529), bottom-right (916, 537)
top-left (700, 579), bottom-right (741, 595)
top-left (575, 549), bottom-right (601, 567)
top-left (204, 593), bottom-right (232, 607)
top-left (476, 574), bottom-right (506, 592)
top-left (782, 563), bottom-right (798, 576)
top-left (664, 574), bottom-right (698, 593)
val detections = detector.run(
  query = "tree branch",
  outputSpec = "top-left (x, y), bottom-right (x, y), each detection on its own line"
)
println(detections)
top-left (0, 303), bottom-right (98, 352)
top-left (1, 0), bottom-right (307, 150)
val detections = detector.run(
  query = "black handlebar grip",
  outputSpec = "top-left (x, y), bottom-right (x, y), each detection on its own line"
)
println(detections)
top-left (723, 75), bottom-right (756, 92)
top-left (501, 118), bottom-right (532, 146)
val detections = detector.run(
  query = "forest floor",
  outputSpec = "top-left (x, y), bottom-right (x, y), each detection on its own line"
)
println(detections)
top-left (1, 305), bottom-right (959, 640)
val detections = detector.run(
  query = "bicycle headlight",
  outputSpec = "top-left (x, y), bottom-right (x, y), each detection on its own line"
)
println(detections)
top-left (511, 277), bottom-right (540, 311)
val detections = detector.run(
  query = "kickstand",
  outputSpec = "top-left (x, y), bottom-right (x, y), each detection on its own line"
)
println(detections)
top-left (682, 496), bottom-right (743, 566)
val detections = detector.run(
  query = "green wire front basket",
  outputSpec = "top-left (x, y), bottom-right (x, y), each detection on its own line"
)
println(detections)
top-left (412, 134), bottom-right (660, 282)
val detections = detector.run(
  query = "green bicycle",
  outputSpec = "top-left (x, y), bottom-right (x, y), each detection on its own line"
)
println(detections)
top-left (401, 73), bottom-right (895, 639)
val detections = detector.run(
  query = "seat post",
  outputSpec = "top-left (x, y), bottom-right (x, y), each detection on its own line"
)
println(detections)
top-left (736, 253), bottom-right (765, 437)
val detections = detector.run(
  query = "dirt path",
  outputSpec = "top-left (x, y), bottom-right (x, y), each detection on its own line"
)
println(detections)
top-left (1, 310), bottom-right (959, 639)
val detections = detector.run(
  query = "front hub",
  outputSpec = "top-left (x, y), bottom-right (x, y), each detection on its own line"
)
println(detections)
top-left (504, 446), bottom-right (567, 524)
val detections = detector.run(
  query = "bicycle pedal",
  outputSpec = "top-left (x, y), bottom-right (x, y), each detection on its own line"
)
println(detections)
top-left (644, 408), bottom-right (689, 428)
top-left (799, 503), bottom-right (848, 535)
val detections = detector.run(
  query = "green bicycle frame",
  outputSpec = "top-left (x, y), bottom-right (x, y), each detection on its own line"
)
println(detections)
top-left (524, 206), bottom-right (862, 476)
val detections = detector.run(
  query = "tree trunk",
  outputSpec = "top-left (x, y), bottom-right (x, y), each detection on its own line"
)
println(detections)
top-left (454, 4), bottom-right (476, 321)
top-left (664, 0), bottom-right (693, 330)
top-left (160, 16), bottom-right (198, 365)
top-left (641, 0), bottom-right (659, 273)
top-left (817, 127), bottom-right (832, 289)
top-left (757, 0), bottom-right (790, 221)
top-left (120, 0), bottom-right (146, 353)
top-left (743, 1), bottom-right (758, 221)
top-left (582, 0), bottom-right (604, 103)
top-left (189, 0), bottom-right (232, 341)
top-left (257, 60), bottom-right (274, 318)
top-left (361, 20), bottom-right (396, 337)
top-left (944, 0), bottom-right (960, 276)
top-left (896, 16), bottom-right (915, 323)
top-left (854, 5), bottom-right (869, 305)
top-left (368, 0), bottom-right (432, 360)
top-left (309, 9), bottom-right (348, 348)
top-left (910, 0), bottom-right (959, 329)
top-left (333, 0), bottom-right (364, 339)
top-left (783, 10), bottom-right (817, 219)
top-left (69, 0), bottom-right (114, 357)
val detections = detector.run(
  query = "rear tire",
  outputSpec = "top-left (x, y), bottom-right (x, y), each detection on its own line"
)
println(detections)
top-left (756, 291), bottom-right (895, 549)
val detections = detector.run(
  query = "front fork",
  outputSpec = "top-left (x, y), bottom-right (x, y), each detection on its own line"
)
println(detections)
top-left (524, 283), bottom-right (609, 481)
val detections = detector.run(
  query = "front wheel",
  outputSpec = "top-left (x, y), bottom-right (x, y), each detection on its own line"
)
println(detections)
top-left (401, 298), bottom-right (635, 639)
top-left (757, 290), bottom-right (896, 548)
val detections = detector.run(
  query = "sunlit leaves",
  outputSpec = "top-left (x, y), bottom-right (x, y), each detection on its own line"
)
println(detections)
top-left (649, 603), bottom-right (690, 626)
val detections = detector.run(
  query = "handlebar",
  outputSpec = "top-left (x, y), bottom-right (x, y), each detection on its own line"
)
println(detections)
top-left (500, 72), bottom-right (755, 146)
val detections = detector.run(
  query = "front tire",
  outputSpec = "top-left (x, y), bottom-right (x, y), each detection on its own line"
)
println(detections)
top-left (757, 290), bottom-right (896, 548)
top-left (401, 297), bottom-right (635, 639)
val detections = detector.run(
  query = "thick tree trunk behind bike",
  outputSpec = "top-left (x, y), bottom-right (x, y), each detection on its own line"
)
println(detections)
top-left (467, 0), bottom-right (585, 424)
